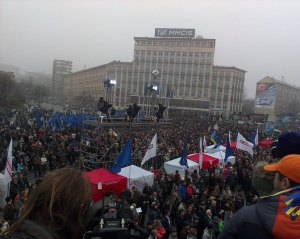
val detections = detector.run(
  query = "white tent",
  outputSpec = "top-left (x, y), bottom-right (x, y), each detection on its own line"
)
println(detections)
top-left (164, 158), bottom-right (199, 177)
top-left (205, 145), bottom-right (226, 154)
top-left (0, 174), bottom-right (9, 209)
top-left (118, 165), bottom-right (154, 193)
top-left (209, 151), bottom-right (235, 165)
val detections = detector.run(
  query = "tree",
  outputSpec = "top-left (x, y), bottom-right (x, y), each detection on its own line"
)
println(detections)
top-left (242, 98), bottom-right (255, 114)
top-left (0, 72), bottom-right (26, 108)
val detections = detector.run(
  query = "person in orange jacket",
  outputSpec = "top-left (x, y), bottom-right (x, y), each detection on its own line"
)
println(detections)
top-left (153, 220), bottom-right (166, 239)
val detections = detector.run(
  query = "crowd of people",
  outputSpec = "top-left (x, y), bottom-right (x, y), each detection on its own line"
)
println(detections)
top-left (0, 107), bottom-right (299, 238)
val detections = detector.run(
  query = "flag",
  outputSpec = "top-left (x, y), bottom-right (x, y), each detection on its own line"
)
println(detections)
top-left (93, 124), bottom-right (102, 133)
top-left (203, 136), bottom-right (207, 148)
top-left (179, 140), bottom-right (188, 168)
top-left (213, 123), bottom-right (219, 131)
top-left (210, 130), bottom-right (217, 145)
top-left (141, 133), bottom-right (157, 166)
top-left (225, 131), bottom-right (232, 162)
top-left (144, 82), bottom-right (148, 96)
top-left (166, 85), bottom-right (170, 98)
top-left (236, 132), bottom-right (253, 156)
top-left (110, 139), bottom-right (131, 173)
top-left (199, 137), bottom-right (203, 169)
top-left (109, 128), bottom-right (118, 137)
top-left (255, 128), bottom-right (259, 147)
top-left (3, 139), bottom-right (13, 185)
top-left (35, 110), bottom-right (42, 126)
top-left (250, 131), bottom-right (255, 147)
top-left (213, 134), bottom-right (221, 149)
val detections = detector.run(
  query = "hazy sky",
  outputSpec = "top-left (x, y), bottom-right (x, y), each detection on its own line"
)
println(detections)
top-left (1, 0), bottom-right (300, 98)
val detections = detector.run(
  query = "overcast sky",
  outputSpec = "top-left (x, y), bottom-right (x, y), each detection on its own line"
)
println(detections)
top-left (1, 0), bottom-right (299, 98)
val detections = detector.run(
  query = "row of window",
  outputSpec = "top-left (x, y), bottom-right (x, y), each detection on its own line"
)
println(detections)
top-left (136, 51), bottom-right (213, 58)
top-left (136, 40), bottom-right (215, 48)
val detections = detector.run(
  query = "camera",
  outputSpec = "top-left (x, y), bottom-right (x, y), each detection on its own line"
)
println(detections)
top-left (83, 195), bottom-right (135, 239)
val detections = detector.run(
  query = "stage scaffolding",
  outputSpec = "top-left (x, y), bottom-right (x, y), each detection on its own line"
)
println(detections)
top-left (79, 119), bottom-right (173, 172)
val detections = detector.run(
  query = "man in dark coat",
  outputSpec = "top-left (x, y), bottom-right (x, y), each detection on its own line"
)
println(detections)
top-left (175, 209), bottom-right (185, 237)
top-left (161, 209), bottom-right (172, 239)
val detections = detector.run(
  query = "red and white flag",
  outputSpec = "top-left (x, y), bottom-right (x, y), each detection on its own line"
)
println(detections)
top-left (199, 137), bottom-right (203, 169)
top-left (141, 133), bottom-right (157, 166)
top-left (236, 132), bottom-right (253, 156)
top-left (4, 139), bottom-right (13, 185)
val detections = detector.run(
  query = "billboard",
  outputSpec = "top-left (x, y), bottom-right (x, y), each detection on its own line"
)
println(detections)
top-left (265, 121), bottom-right (275, 134)
top-left (155, 28), bottom-right (195, 38)
top-left (255, 83), bottom-right (276, 108)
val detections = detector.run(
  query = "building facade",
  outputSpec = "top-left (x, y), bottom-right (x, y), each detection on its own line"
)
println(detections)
top-left (63, 29), bottom-right (246, 115)
top-left (254, 76), bottom-right (300, 121)
top-left (52, 60), bottom-right (72, 100)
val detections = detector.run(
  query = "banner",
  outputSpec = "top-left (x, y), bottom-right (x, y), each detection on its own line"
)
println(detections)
top-left (236, 132), bottom-right (253, 156)
top-left (265, 121), bottom-right (275, 134)
top-left (255, 83), bottom-right (276, 108)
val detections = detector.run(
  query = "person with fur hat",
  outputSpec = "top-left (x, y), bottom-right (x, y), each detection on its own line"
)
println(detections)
top-left (218, 154), bottom-right (300, 239)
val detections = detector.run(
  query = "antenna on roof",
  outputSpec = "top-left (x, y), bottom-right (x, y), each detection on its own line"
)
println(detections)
top-left (281, 76), bottom-right (285, 82)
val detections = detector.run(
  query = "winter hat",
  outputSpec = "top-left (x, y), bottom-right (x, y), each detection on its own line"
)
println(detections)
top-left (276, 132), bottom-right (300, 158)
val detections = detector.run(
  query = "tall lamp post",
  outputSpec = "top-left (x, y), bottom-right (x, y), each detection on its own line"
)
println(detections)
top-left (103, 79), bottom-right (116, 103)
top-left (146, 70), bottom-right (159, 116)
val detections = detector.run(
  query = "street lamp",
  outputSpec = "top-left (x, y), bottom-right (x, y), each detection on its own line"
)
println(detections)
top-left (103, 79), bottom-right (116, 102)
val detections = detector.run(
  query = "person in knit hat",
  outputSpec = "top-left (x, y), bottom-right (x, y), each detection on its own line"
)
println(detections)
top-left (252, 131), bottom-right (300, 197)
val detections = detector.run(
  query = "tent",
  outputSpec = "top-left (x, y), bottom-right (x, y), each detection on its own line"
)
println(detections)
top-left (258, 139), bottom-right (273, 148)
top-left (187, 153), bottom-right (219, 169)
top-left (85, 168), bottom-right (127, 202)
top-left (205, 145), bottom-right (226, 154)
top-left (222, 141), bottom-right (237, 150)
top-left (0, 174), bottom-right (9, 209)
top-left (118, 165), bottom-right (154, 193)
top-left (209, 151), bottom-right (236, 165)
top-left (164, 158), bottom-right (199, 177)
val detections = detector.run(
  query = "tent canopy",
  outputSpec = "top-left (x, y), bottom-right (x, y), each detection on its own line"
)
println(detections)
top-left (209, 151), bottom-right (236, 165)
top-left (258, 139), bottom-right (273, 148)
top-left (164, 158), bottom-right (199, 177)
top-left (187, 153), bottom-right (219, 169)
top-left (205, 145), bottom-right (226, 154)
top-left (118, 165), bottom-right (154, 192)
top-left (222, 141), bottom-right (236, 150)
top-left (85, 168), bottom-right (127, 202)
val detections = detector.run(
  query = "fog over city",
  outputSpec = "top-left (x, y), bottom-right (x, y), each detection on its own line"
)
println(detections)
top-left (1, 0), bottom-right (300, 98)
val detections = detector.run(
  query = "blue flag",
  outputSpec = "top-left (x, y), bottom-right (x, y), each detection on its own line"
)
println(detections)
top-left (179, 140), bottom-right (188, 168)
top-left (225, 132), bottom-right (232, 162)
top-left (35, 110), bottom-right (42, 126)
top-left (210, 130), bottom-right (217, 144)
top-left (213, 135), bottom-right (221, 149)
top-left (110, 139), bottom-right (131, 173)
top-left (93, 124), bottom-right (102, 133)
top-left (250, 131), bottom-right (256, 148)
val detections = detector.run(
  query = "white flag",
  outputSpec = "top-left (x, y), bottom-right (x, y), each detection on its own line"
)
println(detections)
top-left (199, 137), bottom-right (203, 169)
top-left (236, 132), bottom-right (253, 156)
top-left (4, 139), bottom-right (13, 185)
top-left (203, 136), bottom-right (207, 148)
top-left (141, 133), bottom-right (157, 166)
top-left (255, 128), bottom-right (259, 146)
top-left (213, 123), bottom-right (219, 131)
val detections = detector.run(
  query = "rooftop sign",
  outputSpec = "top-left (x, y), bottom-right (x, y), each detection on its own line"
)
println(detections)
top-left (155, 28), bottom-right (195, 38)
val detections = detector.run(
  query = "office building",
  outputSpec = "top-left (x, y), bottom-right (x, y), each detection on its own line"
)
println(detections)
top-left (52, 60), bottom-right (72, 100)
top-left (254, 76), bottom-right (300, 121)
top-left (63, 28), bottom-right (246, 115)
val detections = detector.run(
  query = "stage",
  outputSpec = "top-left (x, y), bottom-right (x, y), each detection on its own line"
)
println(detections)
top-left (82, 119), bottom-right (173, 127)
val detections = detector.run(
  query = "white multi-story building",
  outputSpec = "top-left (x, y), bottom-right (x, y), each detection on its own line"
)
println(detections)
top-left (64, 28), bottom-right (246, 115)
